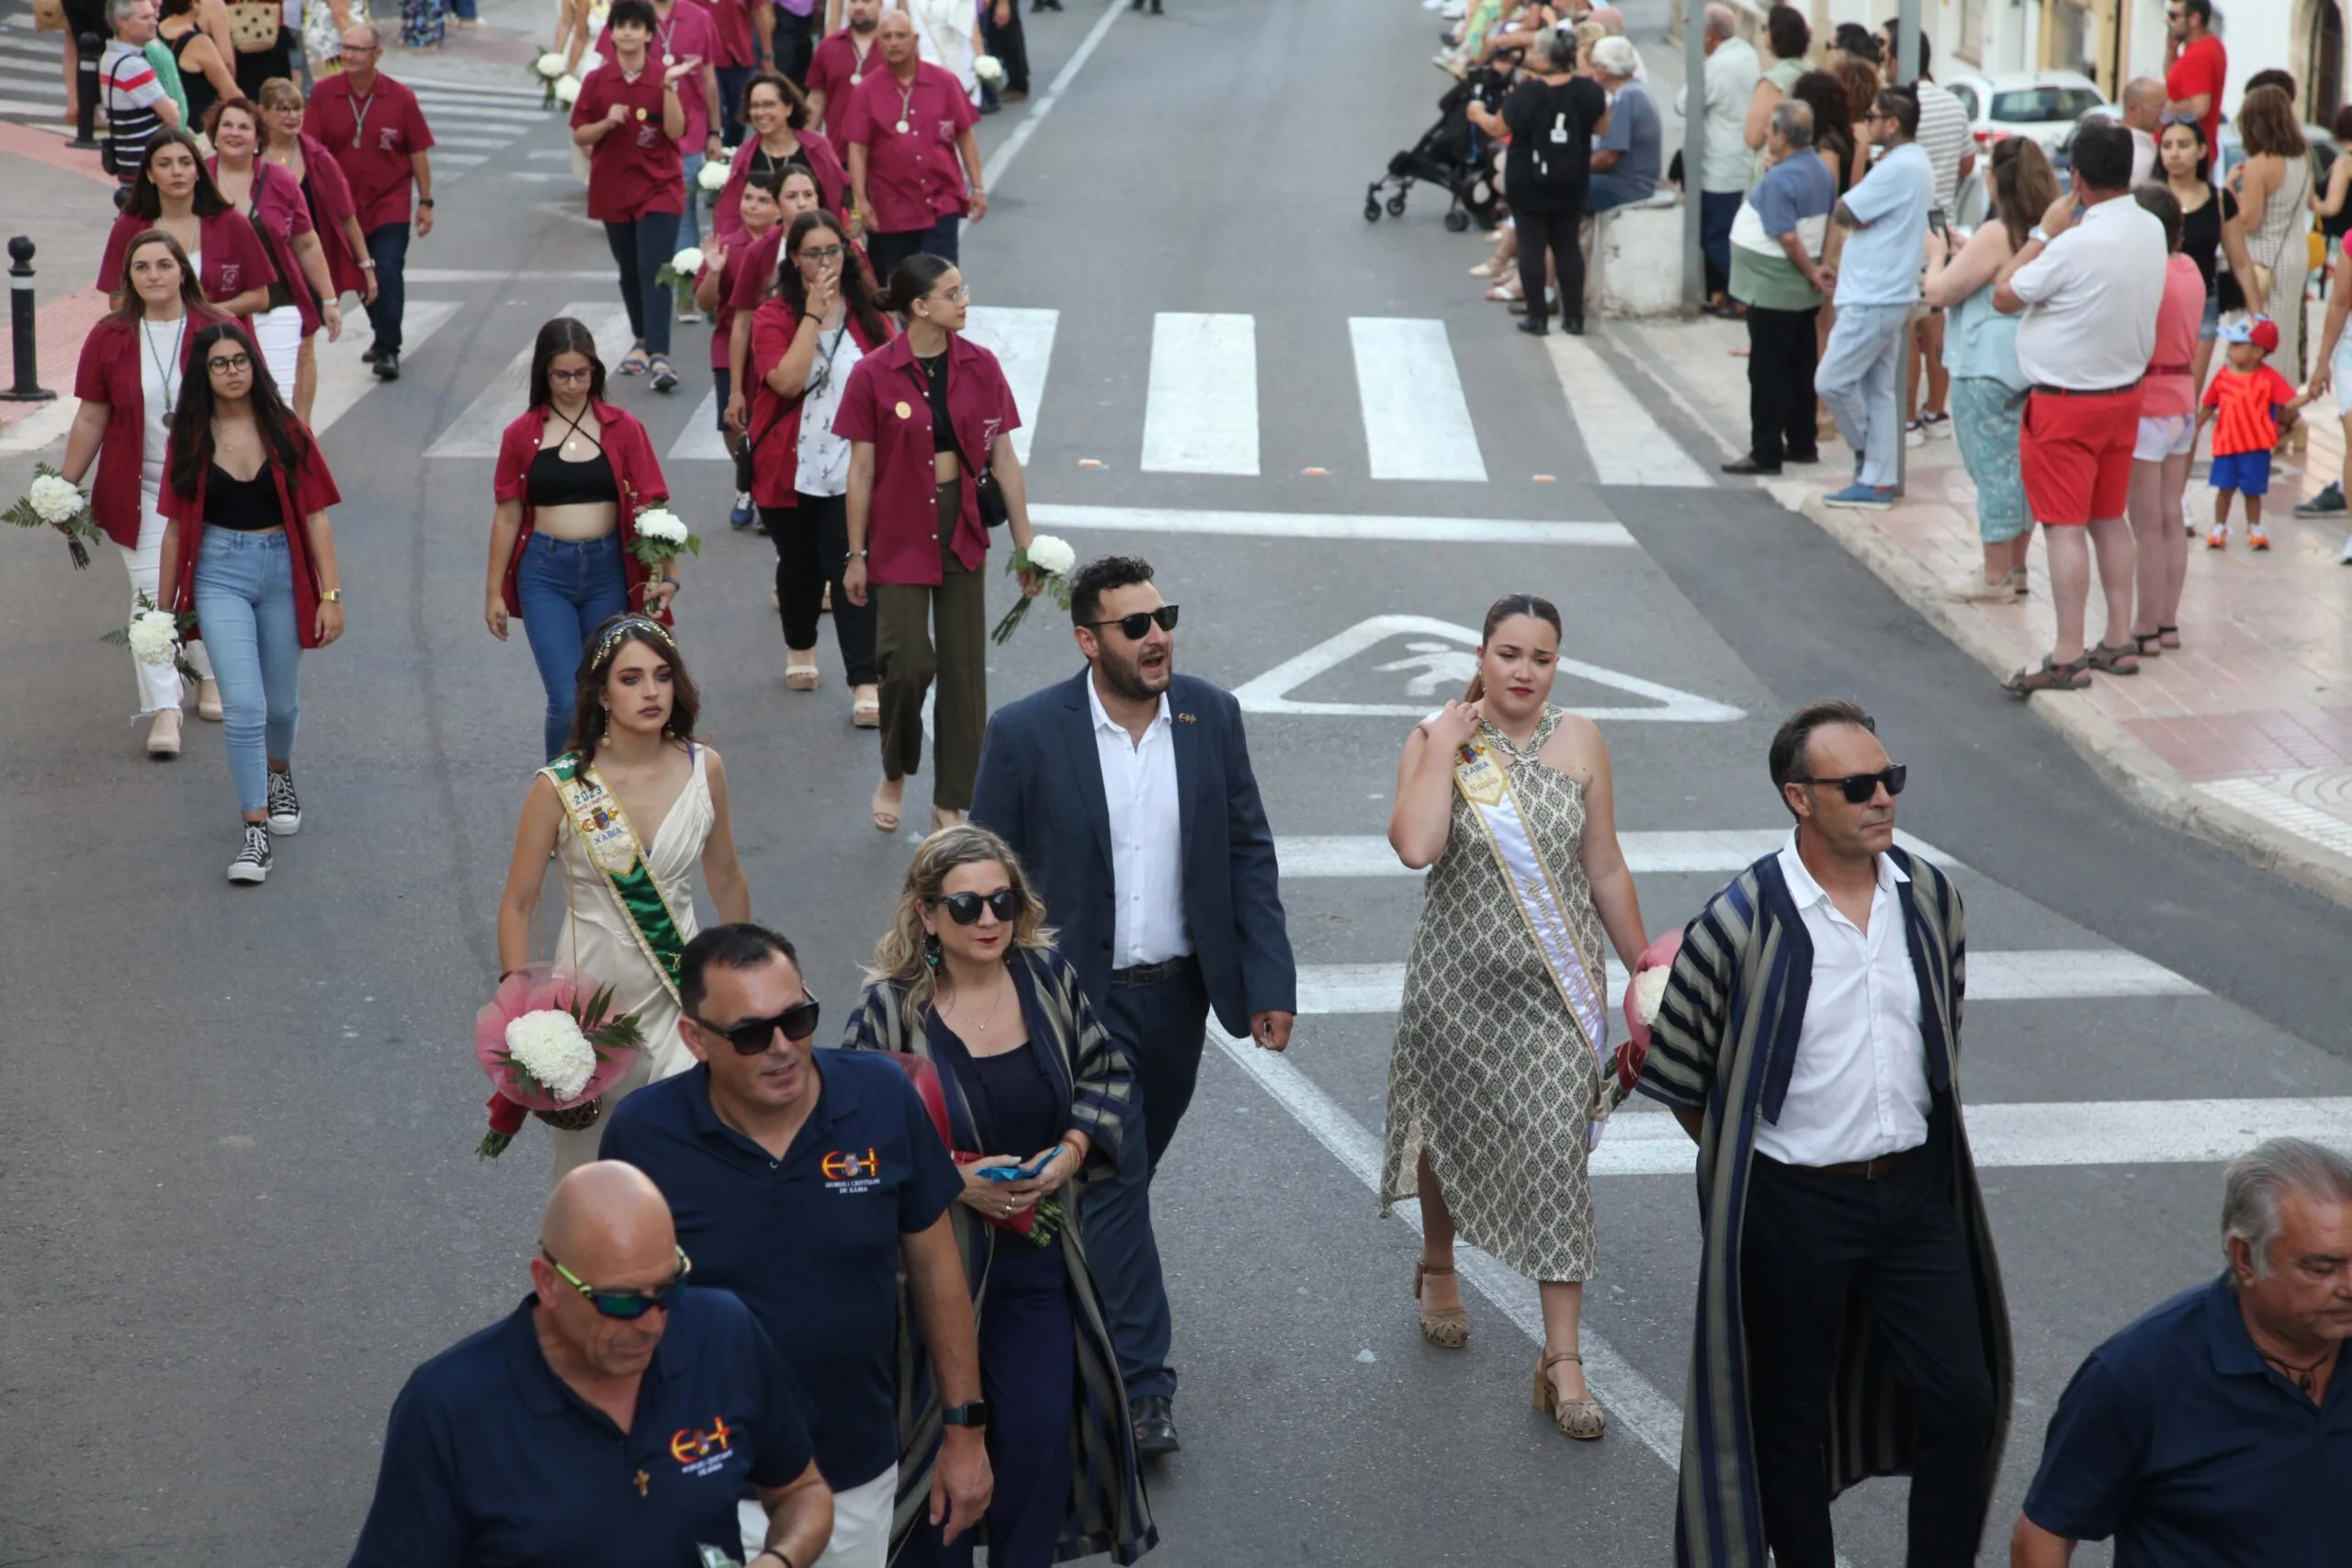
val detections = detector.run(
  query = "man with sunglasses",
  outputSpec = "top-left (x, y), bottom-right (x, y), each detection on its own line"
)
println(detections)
top-left (1815, 87), bottom-right (1932, 510)
top-left (2163, 0), bottom-right (2225, 152)
top-left (350, 1161), bottom-right (834, 1568)
top-left (598, 924), bottom-right (987, 1568)
top-left (1635, 700), bottom-right (2011, 1568)
top-left (970, 553), bottom-right (1295, 1461)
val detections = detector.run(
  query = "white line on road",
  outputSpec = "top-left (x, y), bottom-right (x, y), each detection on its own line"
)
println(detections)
top-left (962, 306), bottom-right (1057, 467)
top-left (1276, 829), bottom-right (1957, 879)
top-left (1141, 312), bottom-right (1259, 475)
top-left (1026, 504), bottom-right (1633, 545)
top-left (424, 302), bottom-right (632, 458)
top-left (980, 0), bottom-right (1127, 192)
top-left (436, 154), bottom-right (488, 169)
top-left (1546, 335), bottom-right (1714, 487)
top-left (668, 389), bottom-right (731, 464)
top-left (1350, 318), bottom-right (1487, 481)
top-left (310, 300), bottom-right (462, 435)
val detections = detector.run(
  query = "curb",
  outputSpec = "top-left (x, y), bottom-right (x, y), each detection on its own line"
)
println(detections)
top-left (1792, 490), bottom-right (2352, 911)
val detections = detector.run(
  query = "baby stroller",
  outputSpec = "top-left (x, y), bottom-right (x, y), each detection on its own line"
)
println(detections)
top-left (1364, 57), bottom-right (1514, 232)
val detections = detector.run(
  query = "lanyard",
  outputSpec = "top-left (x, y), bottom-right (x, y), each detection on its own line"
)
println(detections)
top-left (348, 86), bottom-right (377, 150)
top-left (145, 315), bottom-right (186, 416)
top-left (894, 79), bottom-right (917, 135)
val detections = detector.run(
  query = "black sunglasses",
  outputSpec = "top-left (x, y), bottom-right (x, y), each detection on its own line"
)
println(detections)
top-left (1791, 764), bottom-right (1908, 804)
top-left (542, 1244), bottom-right (691, 1320)
top-left (1084, 604), bottom-right (1179, 640)
top-left (690, 994), bottom-right (821, 1055)
top-left (932, 888), bottom-right (1023, 925)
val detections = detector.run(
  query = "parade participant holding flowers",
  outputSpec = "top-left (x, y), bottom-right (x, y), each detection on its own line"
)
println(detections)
top-left (494, 615), bottom-right (750, 1178)
top-left (839, 824), bottom-right (1157, 1568)
top-left (1380, 592), bottom-right (1648, 1439)
top-left (749, 208), bottom-right (892, 724)
top-left (721, 165), bottom-right (827, 442)
top-left (255, 75), bottom-right (373, 425)
top-left (485, 316), bottom-right (681, 761)
top-left (206, 98), bottom-right (342, 407)
top-left (96, 130), bottom-right (279, 325)
top-left (837, 254), bottom-right (1037, 835)
top-left (154, 320), bottom-right (345, 886)
top-left (572, 0), bottom-right (697, 392)
top-left (58, 231), bottom-right (227, 757)
top-left (694, 165), bottom-right (806, 529)
top-left (713, 69), bottom-right (849, 244)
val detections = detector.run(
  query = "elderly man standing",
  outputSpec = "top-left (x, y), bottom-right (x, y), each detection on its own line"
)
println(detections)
top-left (1816, 87), bottom-right (1932, 509)
top-left (1637, 698), bottom-right (2012, 1568)
top-left (843, 9), bottom-right (983, 275)
top-left (1679, 5), bottom-right (1758, 313)
top-left (1586, 37), bottom-right (1661, 216)
top-left (1994, 121), bottom-right (2165, 694)
top-left (2120, 76), bottom-right (2165, 187)
top-left (2011, 1137), bottom-right (2352, 1565)
top-left (99, 0), bottom-right (180, 203)
top-left (349, 1161), bottom-right (836, 1567)
top-left (1724, 101), bottom-right (1835, 475)
top-left (309, 24), bottom-right (434, 381)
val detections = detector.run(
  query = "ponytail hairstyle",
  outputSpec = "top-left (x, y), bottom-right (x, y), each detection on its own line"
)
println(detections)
top-left (1462, 592), bottom-right (1564, 702)
top-left (167, 320), bottom-right (311, 502)
top-left (877, 253), bottom-right (956, 318)
top-left (776, 209), bottom-right (890, 344)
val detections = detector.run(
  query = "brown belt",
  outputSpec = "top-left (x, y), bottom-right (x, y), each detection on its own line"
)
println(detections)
top-left (2146, 362), bottom-right (2194, 377)
top-left (2031, 380), bottom-right (2142, 398)
top-left (1761, 1145), bottom-right (1921, 1180)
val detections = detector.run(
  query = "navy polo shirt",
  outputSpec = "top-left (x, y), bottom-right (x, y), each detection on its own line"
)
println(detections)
top-left (600, 1050), bottom-right (962, 1490)
top-left (2022, 1272), bottom-right (2352, 1565)
top-left (348, 1288), bottom-right (813, 1568)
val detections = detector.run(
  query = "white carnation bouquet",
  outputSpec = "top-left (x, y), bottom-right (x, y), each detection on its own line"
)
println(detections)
top-left (6, 462), bottom-right (105, 569)
top-left (696, 157), bottom-right (729, 192)
top-left (101, 590), bottom-right (203, 685)
top-left (628, 505), bottom-right (701, 574)
top-left (653, 245), bottom-right (705, 308)
top-left (532, 50), bottom-right (569, 107)
top-left (989, 533), bottom-right (1077, 645)
top-left (474, 966), bottom-right (647, 1157)
top-left (554, 73), bottom-right (583, 106)
top-left (974, 53), bottom-right (1006, 88)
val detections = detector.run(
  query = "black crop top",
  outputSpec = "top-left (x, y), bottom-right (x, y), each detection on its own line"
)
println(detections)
top-left (527, 446), bottom-right (619, 508)
top-left (205, 461), bottom-right (281, 532)
top-left (915, 351), bottom-right (956, 455)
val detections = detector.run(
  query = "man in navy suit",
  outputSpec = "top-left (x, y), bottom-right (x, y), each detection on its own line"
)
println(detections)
top-left (971, 555), bottom-right (1296, 1458)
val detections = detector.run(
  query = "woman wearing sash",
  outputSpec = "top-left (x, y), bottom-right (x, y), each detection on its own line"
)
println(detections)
top-left (494, 614), bottom-right (752, 1177)
top-left (1379, 592), bottom-right (1650, 1440)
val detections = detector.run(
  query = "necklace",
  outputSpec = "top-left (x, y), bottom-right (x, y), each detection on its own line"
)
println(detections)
top-left (894, 78), bottom-right (916, 135)
top-left (944, 975), bottom-right (1008, 1035)
top-left (2261, 1345), bottom-right (2339, 1398)
top-left (348, 84), bottom-right (378, 150)
top-left (144, 314), bottom-right (186, 415)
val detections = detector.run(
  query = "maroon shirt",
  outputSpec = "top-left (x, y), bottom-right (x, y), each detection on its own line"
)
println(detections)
top-left (308, 73), bottom-right (435, 231)
top-left (746, 297), bottom-right (894, 506)
top-left (710, 129), bottom-right (848, 245)
top-left (683, 0), bottom-right (755, 69)
top-left (840, 61), bottom-right (976, 234)
top-left (831, 332), bottom-right (1019, 584)
top-left (211, 159), bottom-right (322, 336)
top-left (160, 423), bottom-right (343, 649)
top-left (96, 209), bottom-right (279, 315)
top-left (283, 133), bottom-right (367, 300)
top-left (73, 310), bottom-right (220, 549)
top-left (572, 65), bottom-right (687, 222)
top-left (807, 27), bottom-right (882, 141)
top-left (595, 3), bottom-right (722, 150)
top-left (492, 402), bottom-right (673, 619)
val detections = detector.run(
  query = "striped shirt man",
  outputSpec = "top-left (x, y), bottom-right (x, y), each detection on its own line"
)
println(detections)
top-left (1911, 79), bottom-right (1973, 215)
top-left (100, 35), bottom-right (170, 186)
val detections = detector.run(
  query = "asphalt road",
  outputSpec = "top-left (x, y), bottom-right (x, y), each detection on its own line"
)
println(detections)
top-left (2, 2), bottom-right (2347, 1564)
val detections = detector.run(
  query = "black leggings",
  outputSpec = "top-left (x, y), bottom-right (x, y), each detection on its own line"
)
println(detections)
top-left (762, 491), bottom-right (876, 685)
top-left (1514, 188), bottom-right (1588, 326)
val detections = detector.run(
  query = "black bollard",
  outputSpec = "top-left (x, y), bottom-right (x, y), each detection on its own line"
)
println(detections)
top-left (70, 32), bottom-right (100, 152)
top-left (1, 238), bottom-right (56, 404)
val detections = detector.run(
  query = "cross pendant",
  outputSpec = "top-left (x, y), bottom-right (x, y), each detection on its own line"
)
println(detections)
top-left (633, 1468), bottom-right (650, 1497)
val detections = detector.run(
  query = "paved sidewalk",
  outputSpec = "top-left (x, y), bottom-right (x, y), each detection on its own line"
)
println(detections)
top-left (1609, 311), bottom-right (2352, 904)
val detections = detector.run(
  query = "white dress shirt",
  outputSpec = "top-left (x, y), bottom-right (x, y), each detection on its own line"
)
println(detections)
top-left (1090, 676), bottom-right (1191, 969)
top-left (2010, 195), bottom-right (2168, 389)
top-left (1752, 832), bottom-right (1933, 1167)
top-left (1676, 36), bottom-right (1758, 194)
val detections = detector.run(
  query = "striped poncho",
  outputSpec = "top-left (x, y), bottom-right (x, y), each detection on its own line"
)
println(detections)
top-left (1636, 848), bottom-right (2013, 1568)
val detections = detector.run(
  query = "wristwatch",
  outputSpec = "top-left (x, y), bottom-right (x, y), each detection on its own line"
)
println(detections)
top-left (418, 198), bottom-right (435, 209)
top-left (321, 588), bottom-right (344, 604)
top-left (942, 1401), bottom-right (989, 1429)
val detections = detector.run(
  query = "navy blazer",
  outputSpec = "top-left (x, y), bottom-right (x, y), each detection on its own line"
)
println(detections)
top-left (970, 669), bottom-right (1296, 1037)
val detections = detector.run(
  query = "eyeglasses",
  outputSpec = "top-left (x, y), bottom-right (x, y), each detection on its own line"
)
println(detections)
top-left (548, 366), bottom-right (595, 384)
top-left (797, 243), bottom-right (845, 262)
top-left (1790, 764), bottom-right (1908, 804)
top-left (929, 284), bottom-right (970, 302)
top-left (690, 994), bottom-right (822, 1055)
top-left (1083, 604), bottom-right (1179, 640)
top-left (931, 888), bottom-right (1022, 926)
top-left (542, 1244), bottom-right (692, 1320)
top-left (207, 353), bottom-right (252, 373)
top-left (343, 44), bottom-right (379, 55)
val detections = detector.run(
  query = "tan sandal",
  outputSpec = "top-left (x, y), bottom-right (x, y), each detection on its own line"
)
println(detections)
top-left (145, 707), bottom-right (182, 760)
top-left (195, 678), bottom-right (223, 721)
top-left (871, 778), bottom-right (902, 834)
top-left (786, 654), bottom-right (820, 692)
top-left (851, 684), bottom-right (880, 728)
top-left (1535, 1350), bottom-right (1604, 1440)
top-left (1412, 1260), bottom-right (1468, 1349)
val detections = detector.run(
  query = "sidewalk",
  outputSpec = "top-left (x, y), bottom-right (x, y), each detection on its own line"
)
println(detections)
top-left (1612, 310), bottom-right (2352, 907)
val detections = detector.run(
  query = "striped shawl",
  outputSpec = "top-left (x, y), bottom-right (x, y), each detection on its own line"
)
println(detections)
top-left (840, 944), bottom-right (1158, 1566)
top-left (1636, 849), bottom-right (2013, 1568)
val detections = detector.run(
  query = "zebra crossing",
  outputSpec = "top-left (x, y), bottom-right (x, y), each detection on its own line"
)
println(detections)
top-left (0, 7), bottom-right (68, 129)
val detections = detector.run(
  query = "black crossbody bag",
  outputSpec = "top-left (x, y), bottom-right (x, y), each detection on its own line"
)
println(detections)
top-left (915, 352), bottom-right (1009, 529)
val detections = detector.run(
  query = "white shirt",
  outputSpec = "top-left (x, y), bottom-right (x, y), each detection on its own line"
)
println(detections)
top-left (793, 321), bottom-right (861, 499)
top-left (1677, 36), bottom-right (1757, 194)
top-left (137, 315), bottom-right (187, 491)
top-left (1751, 832), bottom-right (1932, 1168)
top-left (2010, 195), bottom-right (2168, 389)
top-left (2130, 125), bottom-right (2158, 189)
top-left (1089, 676), bottom-right (1191, 969)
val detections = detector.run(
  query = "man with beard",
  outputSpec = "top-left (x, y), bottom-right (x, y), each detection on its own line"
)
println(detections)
top-left (805, 0), bottom-right (883, 141)
top-left (970, 554), bottom-right (1296, 1461)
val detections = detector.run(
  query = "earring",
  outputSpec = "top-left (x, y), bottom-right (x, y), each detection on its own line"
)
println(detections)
top-left (923, 931), bottom-right (943, 972)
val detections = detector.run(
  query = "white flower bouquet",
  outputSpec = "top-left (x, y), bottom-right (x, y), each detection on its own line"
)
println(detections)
top-left (101, 590), bottom-right (204, 685)
top-left (628, 505), bottom-right (701, 574)
top-left (532, 50), bottom-right (569, 107)
top-left (474, 965), bottom-right (647, 1157)
top-left (653, 245), bottom-right (705, 307)
top-left (989, 533), bottom-right (1077, 645)
top-left (696, 157), bottom-right (729, 192)
top-left (6, 462), bottom-right (105, 569)
top-left (974, 53), bottom-right (1005, 88)
top-left (555, 73), bottom-right (582, 106)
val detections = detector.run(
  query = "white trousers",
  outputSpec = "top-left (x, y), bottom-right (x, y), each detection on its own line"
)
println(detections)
top-left (740, 1463), bottom-right (896, 1568)
top-left (119, 479), bottom-right (212, 715)
top-left (254, 304), bottom-right (303, 402)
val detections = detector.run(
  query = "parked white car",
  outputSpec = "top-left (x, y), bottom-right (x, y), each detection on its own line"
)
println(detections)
top-left (1942, 70), bottom-right (2114, 157)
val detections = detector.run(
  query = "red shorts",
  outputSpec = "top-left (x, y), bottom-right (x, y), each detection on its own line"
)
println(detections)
top-left (2020, 387), bottom-right (2143, 525)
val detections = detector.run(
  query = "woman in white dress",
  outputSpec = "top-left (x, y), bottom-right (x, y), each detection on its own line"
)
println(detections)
top-left (900, 0), bottom-right (978, 104)
top-left (494, 614), bottom-right (752, 1177)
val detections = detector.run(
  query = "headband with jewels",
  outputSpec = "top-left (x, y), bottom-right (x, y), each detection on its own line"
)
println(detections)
top-left (589, 615), bottom-right (677, 672)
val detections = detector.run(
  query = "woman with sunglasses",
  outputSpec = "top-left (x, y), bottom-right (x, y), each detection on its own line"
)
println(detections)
top-left (155, 320), bottom-right (345, 886)
top-left (1381, 592), bottom-right (1649, 1440)
top-left (840, 824), bottom-right (1154, 1568)
top-left (96, 130), bottom-right (278, 326)
top-left (748, 208), bottom-right (891, 725)
top-left (496, 614), bottom-right (751, 1177)
top-left (486, 316), bottom-right (678, 761)
top-left (255, 76), bottom-right (373, 426)
top-left (838, 254), bottom-right (1040, 835)
top-left (206, 97), bottom-right (343, 405)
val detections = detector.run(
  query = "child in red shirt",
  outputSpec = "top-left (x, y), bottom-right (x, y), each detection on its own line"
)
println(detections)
top-left (2196, 315), bottom-right (2308, 549)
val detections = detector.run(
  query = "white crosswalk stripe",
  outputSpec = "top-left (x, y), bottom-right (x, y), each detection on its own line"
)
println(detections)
top-left (960, 305), bottom-right (1056, 468)
top-left (1350, 315), bottom-right (1486, 481)
top-left (1140, 311), bottom-right (1258, 475)
top-left (423, 301), bottom-right (633, 458)
top-left (1275, 829), bottom-right (1955, 878)
top-left (1547, 333), bottom-right (1715, 487)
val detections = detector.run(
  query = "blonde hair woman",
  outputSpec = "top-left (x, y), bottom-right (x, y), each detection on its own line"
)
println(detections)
top-left (839, 824), bottom-right (1154, 1568)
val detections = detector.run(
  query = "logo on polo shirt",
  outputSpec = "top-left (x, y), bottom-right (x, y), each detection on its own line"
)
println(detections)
top-left (820, 1147), bottom-right (883, 1193)
top-left (670, 1416), bottom-right (735, 1479)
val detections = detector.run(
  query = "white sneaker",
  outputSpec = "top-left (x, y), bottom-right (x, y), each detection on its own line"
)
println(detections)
top-left (266, 770), bottom-right (302, 835)
top-left (228, 822), bottom-right (273, 885)
top-left (2339, 530), bottom-right (2352, 563)
top-left (1948, 572), bottom-right (2014, 604)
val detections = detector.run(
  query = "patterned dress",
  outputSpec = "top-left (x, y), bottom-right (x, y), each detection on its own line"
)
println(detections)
top-left (1380, 705), bottom-right (1603, 1282)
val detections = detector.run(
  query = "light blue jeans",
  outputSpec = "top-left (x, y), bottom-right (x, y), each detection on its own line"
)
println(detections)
top-left (678, 152), bottom-right (706, 252)
top-left (1815, 301), bottom-right (1912, 489)
top-left (193, 528), bottom-right (302, 814)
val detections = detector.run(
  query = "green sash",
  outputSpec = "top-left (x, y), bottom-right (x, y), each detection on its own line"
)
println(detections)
top-left (541, 752), bottom-right (687, 1001)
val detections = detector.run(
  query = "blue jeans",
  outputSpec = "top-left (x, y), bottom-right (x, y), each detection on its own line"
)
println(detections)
top-left (715, 65), bottom-right (753, 144)
top-left (446, 0), bottom-right (477, 17)
top-left (604, 210), bottom-right (684, 356)
top-left (1815, 301), bottom-right (1911, 489)
top-left (193, 528), bottom-right (302, 814)
top-left (678, 152), bottom-right (706, 251)
top-left (865, 215), bottom-right (960, 280)
top-left (365, 220), bottom-right (410, 354)
top-left (516, 531), bottom-right (630, 759)
top-left (1585, 172), bottom-right (1656, 215)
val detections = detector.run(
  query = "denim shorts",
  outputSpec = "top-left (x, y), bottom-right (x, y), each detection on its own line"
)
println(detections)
top-left (2199, 290), bottom-right (2220, 342)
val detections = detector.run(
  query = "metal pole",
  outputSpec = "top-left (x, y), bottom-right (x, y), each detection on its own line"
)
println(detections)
top-left (70, 33), bottom-right (100, 151)
top-left (1681, 0), bottom-right (1706, 311)
top-left (1891, 0), bottom-right (1923, 498)
top-left (3, 237), bottom-right (56, 403)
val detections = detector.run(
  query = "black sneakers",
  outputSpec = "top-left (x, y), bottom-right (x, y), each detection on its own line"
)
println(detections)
top-left (266, 770), bottom-right (302, 835)
top-left (228, 823), bottom-right (273, 885)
